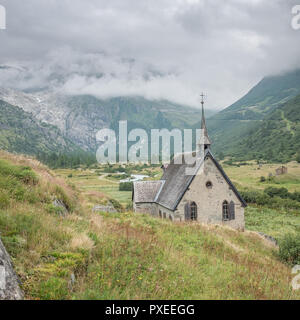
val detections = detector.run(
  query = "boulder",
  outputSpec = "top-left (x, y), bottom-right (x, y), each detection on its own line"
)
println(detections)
top-left (0, 239), bottom-right (24, 300)
top-left (52, 199), bottom-right (68, 216)
top-left (92, 202), bottom-right (117, 213)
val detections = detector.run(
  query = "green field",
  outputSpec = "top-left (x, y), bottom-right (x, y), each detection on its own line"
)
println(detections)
top-left (223, 161), bottom-right (300, 192)
top-left (55, 165), bottom-right (162, 208)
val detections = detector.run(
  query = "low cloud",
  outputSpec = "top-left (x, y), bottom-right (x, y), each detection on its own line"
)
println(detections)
top-left (0, 0), bottom-right (299, 109)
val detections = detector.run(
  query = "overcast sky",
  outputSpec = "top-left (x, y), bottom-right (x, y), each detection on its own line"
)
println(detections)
top-left (0, 0), bottom-right (300, 109)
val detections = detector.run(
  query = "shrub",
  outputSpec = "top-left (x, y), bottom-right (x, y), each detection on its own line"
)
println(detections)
top-left (109, 198), bottom-right (123, 212)
top-left (240, 190), bottom-right (272, 206)
top-left (0, 160), bottom-right (38, 185)
top-left (260, 176), bottom-right (266, 182)
top-left (119, 182), bottom-right (133, 191)
top-left (264, 187), bottom-right (289, 199)
top-left (16, 167), bottom-right (39, 185)
top-left (278, 234), bottom-right (300, 265)
top-left (126, 202), bottom-right (133, 211)
top-left (240, 189), bottom-right (300, 210)
top-left (0, 192), bottom-right (10, 209)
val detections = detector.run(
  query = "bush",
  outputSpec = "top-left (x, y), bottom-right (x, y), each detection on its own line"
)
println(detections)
top-left (0, 160), bottom-right (38, 185)
top-left (126, 202), bottom-right (133, 211)
top-left (278, 234), bottom-right (300, 265)
top-left (264, 187), bottom-right (300, 204)
top-left (109, 198), bottom-right (123, 212)
top-left (16, 167), bottom-right (39, 185)
top-left (240, 190), bottom-right (271, 206)
top-left (119, 182), bottom-right (133, 191)
top-left (0, 192), bottom-right (10, 209)
top-left (264, 187), bottom-right (289, 199)
top-left (240, 189), bottom-right (300, 210)
top-left (260, 176), bottom-right (266, 182)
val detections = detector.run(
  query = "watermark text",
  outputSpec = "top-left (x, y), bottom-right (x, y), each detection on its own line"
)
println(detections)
top-left (292, 5), bottom-right (300, 30)
top-left (0, 4), bottom-right (6, 30)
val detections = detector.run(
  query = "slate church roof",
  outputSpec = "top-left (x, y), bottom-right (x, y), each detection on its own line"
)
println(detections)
top-left (133, 180), bottom-right (165, 203)
top-left (133, 149), bottom-right (247, 211)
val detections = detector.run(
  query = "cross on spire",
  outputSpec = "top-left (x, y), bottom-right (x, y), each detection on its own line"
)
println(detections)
top-left (200, 93), bottom-right (205, 106)
top-left (198, 92), bottom-right (211, 150)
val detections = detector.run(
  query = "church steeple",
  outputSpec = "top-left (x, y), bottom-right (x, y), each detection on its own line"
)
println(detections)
top-left (198, 93), bottom-right (211, 150)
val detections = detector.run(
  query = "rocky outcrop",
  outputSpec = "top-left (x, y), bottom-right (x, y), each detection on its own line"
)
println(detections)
top-left (52, 199), bottom-right (69, 216)
top-left (0, 239), bottom-right (24, 300)
top-left (257, 232), bottom-right (278, 247)
top-left (93, 203), bottom-right (117, 213)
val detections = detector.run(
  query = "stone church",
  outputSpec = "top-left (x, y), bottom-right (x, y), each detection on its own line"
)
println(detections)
top-left (132, 99), bottom-right (247, 230)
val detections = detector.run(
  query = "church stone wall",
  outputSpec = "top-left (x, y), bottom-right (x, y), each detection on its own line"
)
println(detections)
top-left (176, 157), bottom-right (245, 230)
top-left (134, 202), bottom-right (157, 216)
top-left (157, 204), bottom-right (176, 221)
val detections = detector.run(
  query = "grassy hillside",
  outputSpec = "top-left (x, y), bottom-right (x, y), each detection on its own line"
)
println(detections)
top-left (0, 151), bottom-right (299, 299)
top-left (206, 69), bottom-right (300, 156)
top-left (227, 94), bottom-right (300, 162)
top-left (215, 69), bottom-right (300, 120)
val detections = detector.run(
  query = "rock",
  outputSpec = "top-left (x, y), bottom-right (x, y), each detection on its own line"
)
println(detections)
top-left (52, 199), bottom-right (68, 216)
top-left (92, 203), bottom-right (117, 213)
top-left (0, 239), bottom-right (24, 300)
top-left (258, 232), bottom-right (278, 246)
top-left (68, 273), bottom-right (76, 291)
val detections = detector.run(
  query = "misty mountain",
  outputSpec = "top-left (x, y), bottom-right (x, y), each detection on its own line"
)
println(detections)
top-left (0, 99), bottom-right (81, 156)
top-left (206, 69), bottom-right (300, 155)
top-left (0, 88), bottom-right (214, 155)
top-left (228, 93), bottom-right (300, 162)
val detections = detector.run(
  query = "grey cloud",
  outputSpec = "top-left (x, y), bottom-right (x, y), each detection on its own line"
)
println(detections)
top-left (0, 0), bottom-right (299, 109)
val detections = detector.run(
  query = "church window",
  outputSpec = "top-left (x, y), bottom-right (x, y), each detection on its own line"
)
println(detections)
top-left (159, 210), bottom-right (162, 218)
top-left (163, 212), bottom-right (166, 219)
top-left (184, 202), bottom-right (198, 221)
top-left (206, 181), bottom-right (212, 189)
top-left (222, 201), bottom-right (229, 221)
top-left (169, 215), bottom-right (173, 221)
top-left (190, 202), bottom-right (197, 221)
top-left (229, 201), bottom-right (235, 220)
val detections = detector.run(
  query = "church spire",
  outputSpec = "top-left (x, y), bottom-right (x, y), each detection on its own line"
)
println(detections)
top-left (199, 93), bottom-right (211, 150)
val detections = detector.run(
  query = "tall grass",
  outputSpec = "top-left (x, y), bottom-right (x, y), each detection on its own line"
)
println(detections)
top-left (0, 153), bottom-right (299, 300)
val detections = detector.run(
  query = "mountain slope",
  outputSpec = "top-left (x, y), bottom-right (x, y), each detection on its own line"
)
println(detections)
top-left (215, 69), bottom-right (300, 120)
top-left (206, 69), bottom-right (300, 155)
top-left (229, 94), bottom-right (300, 162)
top-left (0, 99), bottom-right (81, 157)
top-left (0, 88), bottom-right (212, 152)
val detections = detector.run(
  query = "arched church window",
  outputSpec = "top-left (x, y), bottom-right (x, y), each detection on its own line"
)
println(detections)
top-left (159, 210), bottom-right (162, 218)
top-left (229, 201), bottom-right (235, 220)
top-left (184, 202), bottom-right (198, 221)
top-left (190, 202), bottom-right (197, 221)
top-left (222, 201), bottom-right (229, 221)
